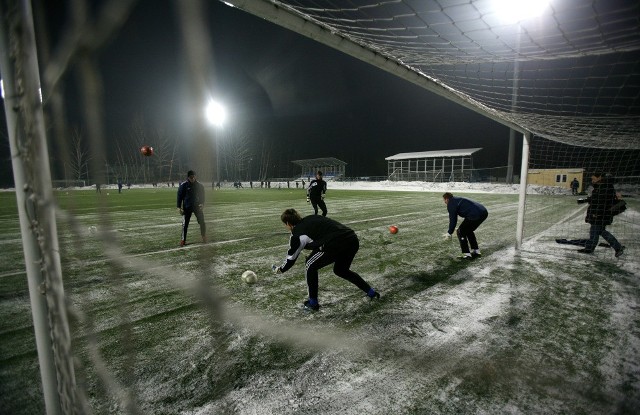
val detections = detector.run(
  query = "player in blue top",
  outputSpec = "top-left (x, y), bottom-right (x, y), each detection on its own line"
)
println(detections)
top-left (177, 170), bottom-right (206, 246)
top-left (443, 192), bottom-right (488, 260)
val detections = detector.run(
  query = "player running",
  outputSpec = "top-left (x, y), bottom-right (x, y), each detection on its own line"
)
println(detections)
top-left (306, 170), bottom-right (328, 216)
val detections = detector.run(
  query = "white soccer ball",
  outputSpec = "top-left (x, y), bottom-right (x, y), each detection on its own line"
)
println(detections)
top-left (241, 270), bottom-right (258, 284)
top-left (88, 225), bottom-right (98, 235)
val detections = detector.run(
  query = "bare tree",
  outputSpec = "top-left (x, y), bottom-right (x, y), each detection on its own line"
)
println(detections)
top-left (220, 127), bottom-right (254, 181)
top-left (67, 127), bottom-right (92, 182)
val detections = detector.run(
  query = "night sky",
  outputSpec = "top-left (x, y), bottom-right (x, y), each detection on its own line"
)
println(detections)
top-left (0, 0), bottom-right (514, 186)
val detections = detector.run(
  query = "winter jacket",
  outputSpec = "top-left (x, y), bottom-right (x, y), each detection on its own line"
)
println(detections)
top-left (585, 177), bottom-right (616, 226)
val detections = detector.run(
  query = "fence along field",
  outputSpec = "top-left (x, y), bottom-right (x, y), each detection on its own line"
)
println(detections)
top-left (0, 187), bottom-right (638, 414)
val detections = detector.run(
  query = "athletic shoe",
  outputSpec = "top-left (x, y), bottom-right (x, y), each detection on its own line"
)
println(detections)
top-left (458, 254), bottom-right (474, 260)
top-left (202, 235), bottom-right (207, 243)
top-left (615, 246), bottom-right (625, 258)
top-left (577, 248), bottom-right (593, 254)
top-left (367, 290), bottom-right (381, 300)
top-left (471, 252), bottom-right (482, 259)
top-left (180, 240), bottom-right (185, 247)
top-left (303, 300), bottom-right (320, 311)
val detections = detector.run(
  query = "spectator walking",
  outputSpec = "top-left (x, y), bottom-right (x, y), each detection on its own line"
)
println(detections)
top-left (577, 172), bottom-right (625, 257)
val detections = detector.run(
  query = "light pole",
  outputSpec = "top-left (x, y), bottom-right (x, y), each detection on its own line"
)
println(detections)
top-left (205, 99), bottom-right (226, 184)
top-left (493, 0), bottom-right (549, 183)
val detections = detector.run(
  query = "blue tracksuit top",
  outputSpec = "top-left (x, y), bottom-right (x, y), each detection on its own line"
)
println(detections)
top-left (177, 180), bottom-right (205, 210)
top-left (447, 196), bottom-right (487, 235)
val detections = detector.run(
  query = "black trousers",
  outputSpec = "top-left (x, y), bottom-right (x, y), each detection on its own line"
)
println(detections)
top-left (181, 206), bottom-right (206, 242)
top-left (304, 236), bottom-right (370, 300)
top-left (456, 211), bottom-right (488, 253)
top-left (310, 198), bottom-right (327, 216)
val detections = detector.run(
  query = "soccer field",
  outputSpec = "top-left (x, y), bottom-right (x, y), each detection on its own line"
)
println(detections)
top-left (0, 187), bottom-right (638, 414)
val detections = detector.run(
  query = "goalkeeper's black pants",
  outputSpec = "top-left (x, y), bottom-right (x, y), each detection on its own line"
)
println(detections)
top-left (456, 211), bottom-right (488, 253)
top-left (310, 198), bottom-right (327, 216)
top-left (304, 235), bottom-right (371, 301)
top-left (181, 207), bottom-right (206, 243)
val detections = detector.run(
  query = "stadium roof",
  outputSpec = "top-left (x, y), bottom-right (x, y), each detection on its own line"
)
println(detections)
top-left (385, 148), bottom-right (483, 161)
top-left (291, 157), bottom-right (347, 168)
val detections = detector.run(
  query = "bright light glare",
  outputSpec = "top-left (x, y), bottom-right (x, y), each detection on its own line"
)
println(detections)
top-left (205, 100), bottom-right (226, 126)
top-left (494, 0), bottom-right (549, 23)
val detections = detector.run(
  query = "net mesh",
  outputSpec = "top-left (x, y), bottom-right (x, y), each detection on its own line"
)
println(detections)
top-left (521, 137), bottom-right (638, 256)
top-left (2, 0), bottom-right (639, 413)
top-left (241, 0), bottom-right (640, 148)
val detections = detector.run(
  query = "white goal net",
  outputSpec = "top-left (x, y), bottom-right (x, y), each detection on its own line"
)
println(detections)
top-left (1, 0), bottom-right (639, 414)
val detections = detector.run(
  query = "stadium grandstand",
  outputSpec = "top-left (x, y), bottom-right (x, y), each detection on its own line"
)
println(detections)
top-left (291, 157), bottom-right (347, 180)
top-left (386, 148), bottom-right (482, 182)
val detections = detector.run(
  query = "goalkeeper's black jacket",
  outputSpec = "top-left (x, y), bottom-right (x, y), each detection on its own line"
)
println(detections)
top-left (279, 215), bottom-right (356, 273)
top-left (307, 178), bottom-right (327, 201)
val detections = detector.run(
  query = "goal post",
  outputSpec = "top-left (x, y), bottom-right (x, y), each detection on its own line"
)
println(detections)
top-left (0, 1), bottom-right (78, 414)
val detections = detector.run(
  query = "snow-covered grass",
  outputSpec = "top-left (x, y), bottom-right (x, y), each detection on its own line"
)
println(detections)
top-left (0, 185), bottom-right (638, 414)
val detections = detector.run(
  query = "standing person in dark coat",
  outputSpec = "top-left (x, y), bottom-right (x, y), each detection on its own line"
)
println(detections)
top-left (272, 208), bottom-right (380, 311)
top-left (570, 178), bottom-right (580, 195)
top-left (578, 172), bottom-right (624, 257)
top-left (443, 192), bottom-right (488, 260)
top-left (307, 170), bottom-right (328, 216)
top-left (177, 170), bottom-right (206, 246)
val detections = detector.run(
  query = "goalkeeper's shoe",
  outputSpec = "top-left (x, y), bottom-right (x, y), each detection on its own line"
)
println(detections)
top-left (458, 253), bottom-right (474, 260)
top-left (367, 288), bottom-right (381, 300)
top-left (180, 239), bottom-right (186, 247)
top-left (303, 300), bottom-right (320, 311)
top-left (471, 251), bottom-right (482, 258)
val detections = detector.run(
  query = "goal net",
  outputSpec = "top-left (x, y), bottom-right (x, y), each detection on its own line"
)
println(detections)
top-left (521, 137), bottom-right (639, 257)
top-left (1, 0), bottom-right (639, 414)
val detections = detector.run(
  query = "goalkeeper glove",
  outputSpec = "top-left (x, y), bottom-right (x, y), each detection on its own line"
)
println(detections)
top-left (272, 264), bottom-right (282, 274)
top-left (321, 194), bottom-right (325, 200)
top-left (443, 232), bottom-right (452, 240)
top-left (177, 207), bottom-right (184, 215)
top-left (306, 196), bottom-right (310, 203)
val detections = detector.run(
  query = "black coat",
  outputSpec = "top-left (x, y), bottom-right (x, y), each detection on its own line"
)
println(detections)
top-left (585, 177), bottom-right (616, 226)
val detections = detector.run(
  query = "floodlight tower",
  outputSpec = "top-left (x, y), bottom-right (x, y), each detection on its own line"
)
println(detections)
top-left (493, 0), bottom-right (549, 183)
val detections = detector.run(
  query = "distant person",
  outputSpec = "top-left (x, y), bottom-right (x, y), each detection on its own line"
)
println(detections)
top-left (307, 170), bottom-right (328, 216)
top-left (442, 192), bottom-right (488, 260)
top-left (577, 172), bottom-right (624, 257)
top-left (570, 178), bottom-right (580, 195)
top-left (96, 183), bottom-right (101, 193)
top-left (176, 170), bottom-right (206, 246)
top-left (272, 208), bottom-right (380, 311)
top-left (117, 178), bottom-right (123, 193)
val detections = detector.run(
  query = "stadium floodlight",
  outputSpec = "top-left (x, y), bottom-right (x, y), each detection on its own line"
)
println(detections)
top-left (493, 0), bottom-right (549, 23)
top-left (205, 99), bottom-right (226, 127)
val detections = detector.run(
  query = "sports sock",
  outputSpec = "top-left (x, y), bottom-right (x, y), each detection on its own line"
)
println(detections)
top-left (367, 288), bottom-right (376, 298)
top-left (308, 298), bottom-right (318, 306)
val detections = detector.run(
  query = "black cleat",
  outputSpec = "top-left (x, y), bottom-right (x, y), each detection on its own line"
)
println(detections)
top-left (303, 300), bottom-right (320, 311)
top-left (368, 291), bottom-right (381, 300)
top-left (471, 252), bottom-right (482, 259)
top-left (577, 248), bottom-right (594, 254)
top-left (615, 246), bottom-right (625, 258)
